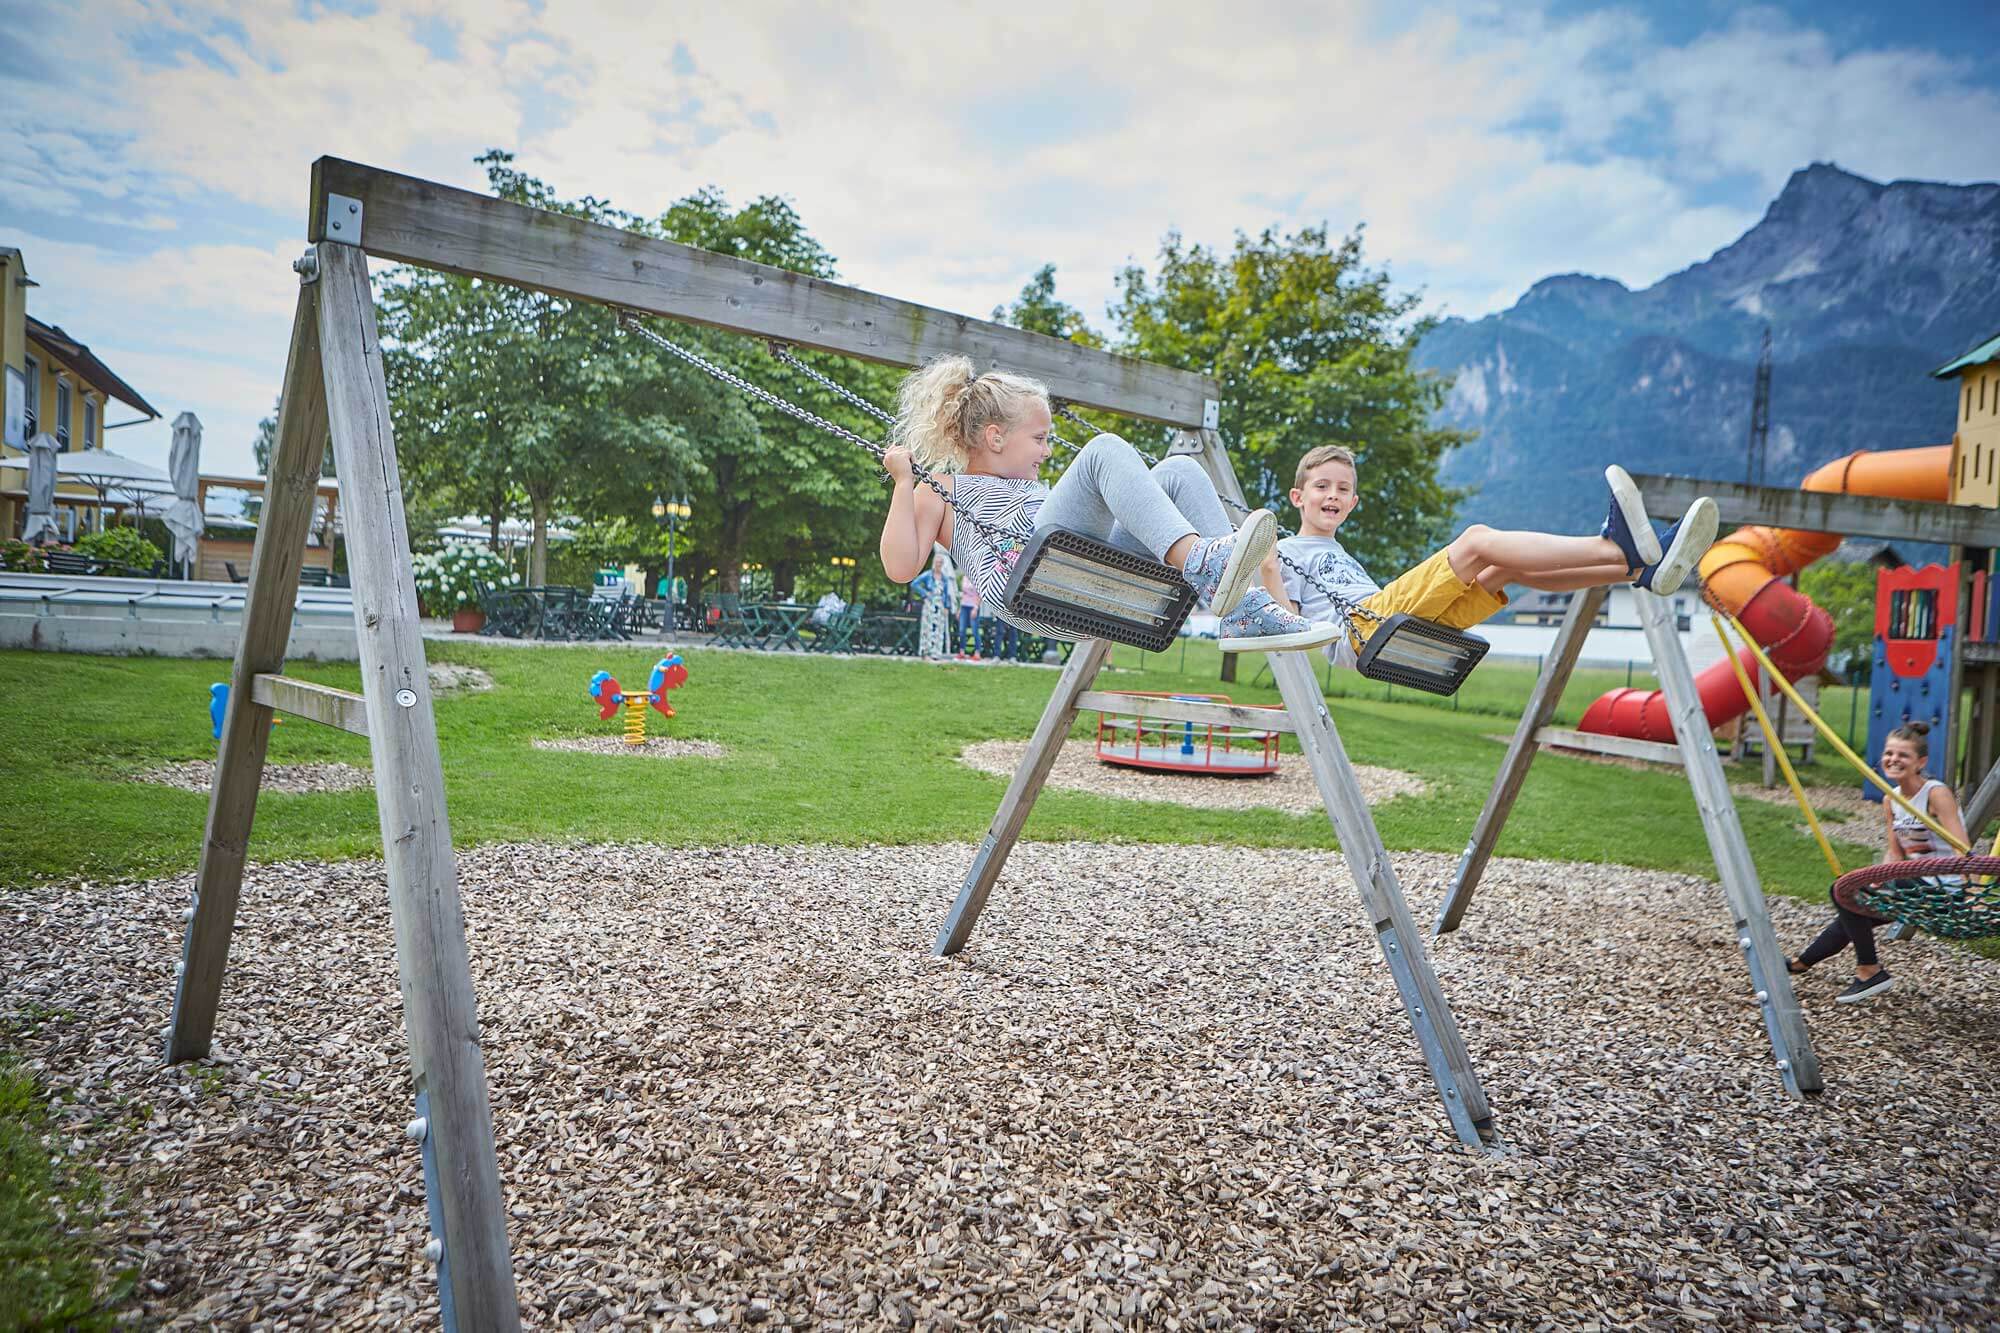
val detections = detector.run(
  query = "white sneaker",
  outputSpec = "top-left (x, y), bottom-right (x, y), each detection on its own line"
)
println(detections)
top-left (1216, 588), bottom-right (1344, 653)
top-left (1182, 510), bottom-right (1277, 617)
top-left (1636, 498), bottom-right (1720, 597)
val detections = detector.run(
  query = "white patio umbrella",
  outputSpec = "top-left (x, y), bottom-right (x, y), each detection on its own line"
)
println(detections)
top-left (162, 412), bottom-right (204, 576)
top-left (51, 446), bottom-right (174, 531)
top-left (19, 433), bottom-right (59, 545)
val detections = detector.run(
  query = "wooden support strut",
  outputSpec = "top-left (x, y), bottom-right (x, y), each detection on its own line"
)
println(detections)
top-left (308, 157), bottom-right (1218, 428)
top-left (315, 240), bottom-right (521, 1328)
top-left (1635, 592), bottom-right (1822, 1098)
top-left (168, 281), bottom-right (331, 1064)
top-left (1435, 586), bottom-right (1607, 935)
top-left (251, 673), bottom-right (370, 736)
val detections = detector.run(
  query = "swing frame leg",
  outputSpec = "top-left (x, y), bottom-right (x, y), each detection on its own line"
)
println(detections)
top-left (934, 639), bottom-right (1113, 955)
top-left (1435, 586), bottom-right (1605, 936)
top-left (1637, 594), bottom-right (1821, 1098)
top-left (1268, 652), bottom-right (1496, 1148)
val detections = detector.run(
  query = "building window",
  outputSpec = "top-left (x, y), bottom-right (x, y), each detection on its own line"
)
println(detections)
top-left (54, 377), bottom-right (71, 450)
top-left (22, 355), bottom-right (37, 438)
top-left (84, 397), bottom-right (98, 450)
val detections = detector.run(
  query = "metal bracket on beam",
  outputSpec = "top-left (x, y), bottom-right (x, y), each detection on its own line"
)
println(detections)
top-left (1375, 924), bottom-right (1496, 1148)
top-left (323, 193), bottom-right (364, 247)
top-left (292, 249), bottom-right (320, 285)
top-left (408, 1091), bottom-right (460, 1333)
top-left (1202, 399), bottom-right (1220, 431)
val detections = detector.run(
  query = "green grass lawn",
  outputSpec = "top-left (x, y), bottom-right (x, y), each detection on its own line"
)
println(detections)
top-left (0, 640), bottom-right (1886, 905)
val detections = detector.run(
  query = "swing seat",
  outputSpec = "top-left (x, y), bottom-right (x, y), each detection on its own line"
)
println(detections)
top-left (1354, 613), bottom-right (1491, 696)
top-left (1832, 856), bottom-right (2000, 940)
top-left (1000, 527), bottom-right (1195, 653)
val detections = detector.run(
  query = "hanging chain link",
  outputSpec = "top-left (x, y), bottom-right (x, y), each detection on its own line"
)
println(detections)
top-left (631, 312), bottom-right (1382, 626)
top-left (619, 312), bottom-right (1010, 544)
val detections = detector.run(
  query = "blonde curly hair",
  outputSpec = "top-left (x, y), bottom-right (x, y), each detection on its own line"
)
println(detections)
top-left (893, 355), bottom-right (1051, 472)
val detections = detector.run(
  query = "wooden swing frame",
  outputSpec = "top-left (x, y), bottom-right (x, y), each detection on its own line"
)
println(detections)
top-left (168, 158), bottom-right (1495, 1329)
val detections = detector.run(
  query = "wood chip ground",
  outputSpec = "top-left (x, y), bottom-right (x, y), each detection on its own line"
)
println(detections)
top-left (6, 843), bottom-right (1996, 1329)
top-left (959, 741), bottom-right (1425, 816)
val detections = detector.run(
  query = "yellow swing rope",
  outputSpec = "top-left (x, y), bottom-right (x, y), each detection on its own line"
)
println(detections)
top-left (1710, 614), bottom-right (1844, 877)
top-left (1718, 611), bottom-right (1970, 855)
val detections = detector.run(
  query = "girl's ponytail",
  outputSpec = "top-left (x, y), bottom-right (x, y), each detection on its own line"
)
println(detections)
top-left (894, 356), bottom-right (1050, 473)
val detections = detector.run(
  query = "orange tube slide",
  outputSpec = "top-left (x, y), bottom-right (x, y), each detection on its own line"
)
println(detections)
top-left (1577, 446), bottom-right (1953, 742)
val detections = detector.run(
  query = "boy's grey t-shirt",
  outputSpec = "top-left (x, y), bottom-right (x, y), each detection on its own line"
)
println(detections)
top-left (1277, 533), bottom-right (1380, 668)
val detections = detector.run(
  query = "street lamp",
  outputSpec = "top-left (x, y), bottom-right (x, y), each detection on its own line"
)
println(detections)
top-left (652, 494), bottom-right (692, 629)
top-left (830, 554), bottom-right (858, 603)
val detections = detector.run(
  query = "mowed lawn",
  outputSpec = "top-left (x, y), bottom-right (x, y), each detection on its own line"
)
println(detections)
top-left (0, 640), bottom-right (1886, 906)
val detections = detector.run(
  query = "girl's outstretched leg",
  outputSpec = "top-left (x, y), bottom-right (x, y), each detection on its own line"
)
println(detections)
top-left (1036, 433), bottom-right (1270, 614)
top-left (1037, 434), bottom-right (1201, 561)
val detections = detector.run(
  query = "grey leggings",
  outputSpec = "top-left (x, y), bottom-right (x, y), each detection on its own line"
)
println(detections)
top-left (1035, 435), bottom-right (1234, 560)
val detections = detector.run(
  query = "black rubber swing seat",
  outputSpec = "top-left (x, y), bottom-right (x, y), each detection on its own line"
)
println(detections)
top-left (1831, 856), bottom-right (2000, 940)
top-left (1000, 527), bottom-right (1196, 653)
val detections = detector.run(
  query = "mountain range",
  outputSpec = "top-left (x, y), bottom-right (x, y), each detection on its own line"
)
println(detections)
top-left (1414, 163), bottom-right (2000, 535)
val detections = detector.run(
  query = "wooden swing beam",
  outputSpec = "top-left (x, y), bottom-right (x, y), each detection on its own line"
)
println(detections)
top-left (167, 158), bottom-right (1491, 1330)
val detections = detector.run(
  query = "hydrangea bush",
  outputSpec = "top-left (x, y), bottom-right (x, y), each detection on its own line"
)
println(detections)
top-left (413, 543), bottom-right (517, 614)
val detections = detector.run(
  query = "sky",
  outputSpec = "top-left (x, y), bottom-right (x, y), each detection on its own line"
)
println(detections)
top-left (4, 0), bottom-right (1998, 478)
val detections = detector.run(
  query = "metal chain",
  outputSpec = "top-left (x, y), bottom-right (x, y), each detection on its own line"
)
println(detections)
top-left (618, 313), bottom-right (1010, 544)
top-left (646, 315), bottom-right (1382, 625)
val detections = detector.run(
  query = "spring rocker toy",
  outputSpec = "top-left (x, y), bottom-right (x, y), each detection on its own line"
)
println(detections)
top-left (589, 655), bottom-right (688, 745)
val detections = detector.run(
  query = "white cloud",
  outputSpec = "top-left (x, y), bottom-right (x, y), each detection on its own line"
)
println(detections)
top-left (1, 0), bottom-right (1993, 480)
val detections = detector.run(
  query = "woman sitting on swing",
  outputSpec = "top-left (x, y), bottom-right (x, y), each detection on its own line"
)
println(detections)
top-left (1789, 722), bottom-right (1971, 1003)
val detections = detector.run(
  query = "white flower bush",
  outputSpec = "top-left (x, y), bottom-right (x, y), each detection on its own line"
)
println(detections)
top-left (413, 543), bottom-right (518, 614)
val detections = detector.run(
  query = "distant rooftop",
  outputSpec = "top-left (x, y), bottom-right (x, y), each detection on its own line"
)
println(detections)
top-left (1933, 329), bottom-right (2000, 379)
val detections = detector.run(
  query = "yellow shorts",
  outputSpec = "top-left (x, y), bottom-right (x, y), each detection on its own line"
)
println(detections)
top-left (1347, 548), bottom-right (1508, 649)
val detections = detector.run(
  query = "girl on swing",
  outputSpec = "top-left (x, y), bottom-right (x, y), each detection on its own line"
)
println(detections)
top-left (876, 356), bottom-right (1340, 649)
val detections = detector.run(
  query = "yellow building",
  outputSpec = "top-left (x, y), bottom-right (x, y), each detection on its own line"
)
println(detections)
top-left (1, 246), bottom-right (161, 539)
top-left (1942, 329), bottom-right (2000, 509)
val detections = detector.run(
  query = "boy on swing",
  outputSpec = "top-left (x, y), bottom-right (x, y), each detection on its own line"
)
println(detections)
top-left (1276, 445), bottom-right (1720, 667)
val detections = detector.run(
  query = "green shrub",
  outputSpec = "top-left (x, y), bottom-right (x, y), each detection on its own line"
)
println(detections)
top-left (72, 527), bottom-right (161, 572)
top-left (0, 540), bottom-right (46, 573)
top-left (412, 543), bottom-right (516, 614)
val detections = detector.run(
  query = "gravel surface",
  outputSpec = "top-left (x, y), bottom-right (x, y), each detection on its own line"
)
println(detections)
top-left (531, 737), bottom-right (730, 760)
top-left (6, 842), bottom-right (1997, 1329)
top-left (132, 761), bottom-right (375, 795)
top-left (429, 664), bottom-right (497, 693)
top-left (959, 741), bottom-right (1425, 816)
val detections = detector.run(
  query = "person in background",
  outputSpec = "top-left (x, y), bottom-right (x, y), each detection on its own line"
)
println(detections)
top-left (914, 549), bottom-right (956, 660)
top-left (958, 565), bottom-right (983, 660)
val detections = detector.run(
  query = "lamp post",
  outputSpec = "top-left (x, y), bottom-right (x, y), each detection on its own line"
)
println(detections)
top-left (830, 554), bottom-right (858, 604)
top-left (651, 494), bottom-right (691, 631)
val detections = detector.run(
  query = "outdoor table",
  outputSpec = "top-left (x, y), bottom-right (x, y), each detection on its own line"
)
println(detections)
top-left (753, 601), bottom-right (817, 651)
top-left (858, 612), bottom-right (921, 655)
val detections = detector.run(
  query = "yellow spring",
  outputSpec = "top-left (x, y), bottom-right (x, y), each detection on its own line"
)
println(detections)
top-left (624, 694), bottom-right (647, 746)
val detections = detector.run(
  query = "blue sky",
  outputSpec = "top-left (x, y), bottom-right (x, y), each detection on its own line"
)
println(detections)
top-left (3, 0), bottom-right (1996, 477)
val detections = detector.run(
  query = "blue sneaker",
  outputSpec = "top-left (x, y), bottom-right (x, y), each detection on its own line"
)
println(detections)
top-left (1634, 497), bottom-right (1719, 596)
top-left (1601, 465), bottom-right (1661, 575)
top-left (1216, 588), bottom-right (1343, 652)
top-left (1182, 510), bottom-right (1276, 617)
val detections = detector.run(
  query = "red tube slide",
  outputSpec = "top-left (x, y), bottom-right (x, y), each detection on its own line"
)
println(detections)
top-left (1578, 446), bottom-right (1953, 742)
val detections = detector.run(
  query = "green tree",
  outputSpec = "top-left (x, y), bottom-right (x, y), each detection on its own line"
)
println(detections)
top-left (378, 153), bottom-right (893, 597)
top-left (1798, 560), bottom-right (1881, 677)
top-left (993, 265), bottom-right (1103, 346)
top-left (250, 396), bottom-right (335, 478)
top-left (1108, 225), bottom-right (1469, 573)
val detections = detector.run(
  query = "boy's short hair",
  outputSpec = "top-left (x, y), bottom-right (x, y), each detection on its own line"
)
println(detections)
top-left (1294, 444), bottom-right (1359, 490)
